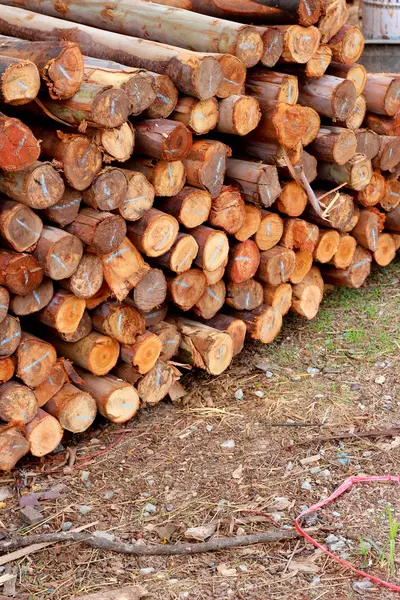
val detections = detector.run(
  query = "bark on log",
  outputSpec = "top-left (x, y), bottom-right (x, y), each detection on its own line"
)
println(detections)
top-left (0, 111), bottom-right (40, 171)
top-left (0, 160), bottom-right (64, 210)
top-left (235, 205), bottom-right (262, 242)
top-left (216, 95), bottom-right (261, 136)
top-left (43, 187), bottom-right (82, 227)
top-left (190, 225), bottom-right (229, 271)
top-left (0, 315), bottom-right (20, 357)
top-left (355, 129), bottom-right (381, 160)
top-left (262, 282), bottom-right (292, 315)
top-left (254, 103), bottom-right (308, 150)
top-left (228, 304), bottom-right (282, 343)
top-left (33, 361), bottom-right (67, 407)
top-left (327, 25), bottom-right (364, 65)
top-left (246, 70), bottom-right (298, 110)
top-left (137, 360), bottom-right (177, 405)
top-left (243, 140), bottom-right (302, 167)
top-left (59, 310), bottom-right (92, 342)
top-left (362, 74), bottom-right (400, 117)
top-left (25, 408), bottom-right (63, 456)
top-left (276, 181), bottom-right (307, 216)
top-left (257, 246), bottom-right (296, 285)
top-left (82, 168), bottom-right (127, 212)
top-left (210, 53), bottom-right (246, 100)
top-left (150, 321), bottom-right (181, 362)
top-left (117, 169), bottom-right (154, 222)
top-left (155, 233), bottom-right (199, 274)
top-left (130, 268), bottom-right (167, 313)
top-left (351, 209), bottom-right (379, 251)
top-left (183, 140), bottom-right (230, 199)
top-left (309, 126), bottom-right (356, 165)
top-left (87, 122), bottom-right (135, 163)
top-left (193, 279), bottom-right (226, 319)
top-left (170, 96), bottom-right (218, 135)
top-left (12, 277), bottom-right (53, 316)
top-left (298, 74), bottom-right (356, 119)
top-left (277, 25), bottom-right (320, 63)
top-left (383, 204), bottom-right (400, 233)
top-left (313, 228), bottom-right (340, 263)
top-left (0, 35), bottom-right (84, 99)
top-left (336, 94), bottom-right (366, 130)
top-left (134, 119), bottom-right (192, 162)
top-left (0, 249), bottom-right (43, 295)
top-left (38, 289), bottom-right (85, 334)
top-left (0, 380), bottom-right (36, 423)
top-left (318, 0), bottom-right (348, 43)
top-left (0, 357), bottom-right (14, 383)
top-left (226, 278), bottom-right (263, 311)
top-left (140, 303), bottom-right (168, 327)
top-left (146, 72), bottom-right (178, 119)
top-left (209, 185), bottom-right (245, 235)
top-left (0, 5), bottom-right (223, 99)
top-left (161, 187), bottom-right (211, 229)
top-left (317, 154), bottom-right (372, 191)
top-left (225, 240), bottom-right (260, 283)
top-left (61, 253), bottom-right (103, 299)
top-left (372, 136), bottom-right (400, 172)
top-left (203, 263), bottom-right (226, 284)
top-left (168, 316), bottom-right (233, 375)
top-left (365, 112), bottom-right (400, 137)
top-left (92, 300), bottom-right (145, 345)
top-left (327, 61), bottom-right (367, 96)
top-left (289, 249), bottom-right (313, 284)
top-left (126, 208), bottom-right (179, 258)
top-left (31, 126), bottom-right (102, 191)
top-left (167, 269), bottom-right (207, 311)
top-left (373, 233), bottom-right (396, 267)
top-left (381, 180), bottom-right (400, 212)
top-left (120, 331), bottom-right (162, 375)
top-left (0, 55), bottom-right (39, 105)
top-left (198, 313), bottom-right (246, 356)
top-left (306, 190), bottom-right (356, 232)
top-left (305, 44), bottom-right (332, 77)
top-left (291, 265), bottom-right (323, 319)
top-left (66, 208), bottom-right (127, 255)
top-left (44, 382), bottom-right (96, 433)
top-left (256, 26), bottom-right (284, 67)
top-left (225, 158), bottom-right (281, 209)
top-left (102, 237), bottom-right (149, 302)
top-left (34, 225), bottom-right (83, 280)
top-left (0, 199), bottom-right (42, 252)
top-left (48, 331), bottom-right (120, 376)
top-left (124, 158), bottom-right (185, 197)
top-left (0, 425), bottom-right (29, 470)
top-left (16, 332), bottom-right (57, 387)
top-left (322, 244), bottom-right (372, 287)
top-left (254, 211), bottom-right (284, 251)
top-left (357, 172), bottom-right (385, 207)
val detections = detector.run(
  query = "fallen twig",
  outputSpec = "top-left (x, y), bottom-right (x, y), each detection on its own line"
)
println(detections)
top-left (296, 427), bottom-right (400, 445)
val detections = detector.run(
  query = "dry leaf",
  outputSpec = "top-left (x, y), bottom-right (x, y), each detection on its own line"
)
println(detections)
top-left (232, 464), bottom-right (243, 479)
top-left (217, 563), bottom-right (237, 577)
top-left (184, 521), bottom-right (217, 541)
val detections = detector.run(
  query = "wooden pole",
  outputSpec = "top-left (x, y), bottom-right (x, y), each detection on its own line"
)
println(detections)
top-left (313, 228), bottom-right (340, 263)
top-left (276, 181), bottom-right (308, 216)
top-left (0, 287), bottom-right (10, 324)
top-left (16, 332), bottom-right (57, 387)
top-left (34, 225), bottom-right (83, 280)
top-left (318, 0), bottom-right (348, 43)
top-left (355, 129), bottom-right (381, 160)
top-left (305, 44), bottom-right (332, 77)
top-left (362, 74), bottom-right (400, 117)
top-left (381, 180), bottom-right (400, 212)
top-left (357, 172), bottom-right (385, 208)
top-left (256, 27), bottom-right (284, 67)
top-left (365, 112), bottom-right (400, 137)
top-left (372, 136), bottom-right (400, 172)
top-left (254, 103), bottom-right (309, 150)
top-left (384, 205), bottom-right (400, 233)
top-left (59, 310), bottom-right (92, 343)
top-left (245, 69), bottom-right (299, 109)
top-left (351, 210), bottom-right (379, 251)
top-left (0, 199), bottom-right (43, 252)
top-left (373, 233), bottom-right (396, 267)
top-left (336, 94), bottom-right (366, 130)
top-left (137, 360), bottom-right (177, 405)
top-left (306, 190), bottom-right (357, 232)
top-left (317, 154), bottom-right (372, 191)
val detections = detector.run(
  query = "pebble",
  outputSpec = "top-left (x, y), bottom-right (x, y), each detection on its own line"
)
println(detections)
top-left (384, 404), bottom-right (392, 409)
top-left (352, 580), bottom-right (374, 592)
top-left (166, 504), bottom-right (174, 512)
top-left (337, 452), bottom-right (350, 466)
top-left (80, 471), bottom-right (90, 483)
top-left (78, 505), bottom-right (92, 516)
top-left (255, 390), bottom-right (264, 398)
top-left (52, 444), bottom-right (65, 454)
top-left (104, 491), bottom-right (114, 500)
top-left (375, 375), bottom-right (386, 385)
top-left (62, 522), bottom-right (73, 531)
top-left (320, 469), bottom-right (331, 478)
top-left (221, 440), bottom-right (235, 450)
top-left (382, 395), bottom-right (392, 401)
top-left (234, 389), bottom-right (244, 400)
top-left (310, 466), bottom-right (321, 474)
top-left (351, 384), bottom-right (361, 391)
top-left (325, 534), bottom-right (339, 544)
top-left (332, 511), bottom-right (341, 518)
top-left (144, 502), bottom-right (156, 514)
top-left (90, 438), bottom-right (100, 444)
top-left (310, 577), bottom-right (321, 587)
top-left (330, 541), bottom-right (347, 552)
top-left (301, 480), bottom-right (312, 491)
top-left (238, 565), bottom-right (248, 572)
top-left (168, 579), bottom-right (179, 584)
top-left (307, 367), bottom-right (320, 375)
top-left (374, 361), bottom-right (386, 368)
top-left (265, 371), bottom-right (273, 378)
top-left (140, 567), bottom-right (155, 575)
top-left (0, 486), bottom-right (12, 502)
top-left (145, 477), bottom-right (155, 487)
top-left (292, 375), bottom-right (301, 381)
top-left (20, 506), bottom-right (42, 525)
top-left (206, 425), bottom-right (213, 432)
top-left (314, 394), bottom-right (324, 399)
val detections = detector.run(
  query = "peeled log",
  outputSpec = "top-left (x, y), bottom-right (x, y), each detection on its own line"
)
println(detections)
top-left (0, 199), bottom-right (42, 252)
top-left (226, 278), bottom-right (263, 311)
top-left (118, 169), bottom-right (154, 222)
top-left (66, 208), bottom-right (126, 255)
top-left (381, 180), bottom-right (400, 212)
top-left (0, 426), bottom-right (30, 470)
top-left (193, 279), bottom-right (226, 319)
top-left (298, 75), bottom-right (356, 120)
top-left (10, 278), bottom-right (52, 316)
top-left (120, 332), bottom-right (162, 375)
top-left (82, 167), bottom-right (128, 212)
top-left (137, 361), bottom-right (176, 405)
top-left (88, 122), bottom-right (135, 163)
top-left (0, 112), bottom-right (40, 172)
top-left (183, 140), bottom-right (230, 199)
top-left (373, 233), bottom-right (396, 267)
top-left (92, 300), bottom-right (145, 345)
top-left (309, 126), bottom-right (356, 165)
top-left (48, 331), bottom-right (120, 376)
top-left (228, 304), bottom-right (282, 343)
top-left (43, 187), bottom-right (81, 227)
top-left (305, 44), bottom-right (332, 78)
top-left (257, 246), bottom-right (296, 285)
top-left (263, 282), bottom-right (292, 315)
top-left (155, 233), bottom-right (199, 274)
top-left (0, 36), bottom-right (83, 99)
top-left (134, 119), bottom-right (192, 161)
top-left (225, 159), bottom-right (281, 209)
top-left (146, 71), bottom-right (178, 119)
top-left (34, 361), bottom-right (67, 407)
top-left (171, 96), bottom-right (219, 135)
top-left (291, 266), bottom-right (323, 319)
top-left (289, 249), bottom-right (313, 284)
top-left (362, 74), bottom-right (400, 117)
top-left (365, 112), bottom-right (400, 137)
top-left (254, 211), bottom-right (284, 251)
top-left (357, 172), bottom-right (385, 208)
top-left (246, 70), bottom-right (299, 109)
top-left (124, 158), bottom-right (185, 197)
top-left (161, 186), bottom-right (211, 229)
top-left (61, 253), bottom-right (103, 299)
top-left (322, 245), bottom-right (372, 288)
top-left (102, 237), bottom-right (149, 301)
top-left (317, 154), bottom-right (372, 191)
top-left (276, 181), bottom-right (307, 217)
top-left (0, 249), bottom-right (43, 295)
top-left (281, 218), bottom-right (320, 253)
top-left (25, 408), bottom-right (63, 457)
top-left (16, 332), bottom-right (57, 387)
top-left (313, 228), bottom-right (340, 263)
top-left (44, 383), bottom-right (96, 433)
top-left (257, 27), bottom-right (284, 67)
top-left (130, 268), bottom-right (167, 313)
top-left (327, 25), bottom-right (364, 65)
top-left (0, 380), bottom-right (37, 424)
top-left (355, 129), bottom-right (381, 160)
top-left (59, 310), bottom-right (92, 342)
top-left (167, 269), bottom-right (206, 311)
top-left (34, 225), bottom-right (83, 280)
top-left (225, 240), bottom-right (260, 283)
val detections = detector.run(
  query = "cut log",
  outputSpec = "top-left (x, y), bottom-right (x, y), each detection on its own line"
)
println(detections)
top-left (155, 233), bottom-right (199, 274)
top-left (392, 234), bottom-right (400, 250)
top-left (85, 281), bottom-right (111, 310)
top-left (38, 289), bottom-right (85, 334)
top-left (291, 265), bottom-right (323, 319)
top-left (262, 282), bottom-right (292, 315)
top-left (313, 228), bottom-right (340, 263)
top-left (216, 95), bottom-right (261, 136)
top-left (0, 160), bottom-right (64, 209)
top-left (281, 218), bottom-right (319, 252)
top-left (235, 205), bottom-right (262, 242)
top-left (362, 74), bottom-right (400, 117)
top-left (129, 268), bottom-right (167, 313)
top-left (0, 35), bottom-right (83, 99)
top-left (118, 169), bottom-right (154, 222)
top-left (102, 237), bottom-right (149, 301)
top-left (254, 210), bottom-right (284, 251)
top-left (254, 103), bottom-right (308, 150)
top-left (351, 209), bottom-right (379, 251)
top-left (318, 0), bottom-right (348, 44)
top-left (225, 159), bottom-right (281, 209)
top-left (146, 72), bottom-right (178, 119)
top-left (33, 361), bottom-right (67, 407)
top-left (140, 303), bottom-right (168, 327)
top-left (134, 119), bottom-right (192, 162)
top-left (226, 278), bottom-right (263, 311)
top-left (365, 113), bottom-right (400, 137)
top-left (34, 225), bottom-right (83, 280)
top-left (170, 97), bottom-right (218, 135)
top-left (257, 26), bottom-right (284, 67)
top-left (25, 408), bottom-right (63, 457)
top-left (167, 269), bottom-right (206, 311)
top-left (305, 44), bottom-right (332, 77)
top-left (0, 356), bottom-right (14, 383)
top-left (44, 382), bottom-right (96, 433)
top-left (183, 140), bottom-right (230, 199)
top-left (161, 187), bottom-right (211, 229)
top-left (381, 180), bottom-right (400, 212)
top-left (61, 253), bottom-right (103, 299)
top-left (203, 263), bottom-right (226, 284)
top-left (0, 55), bottom-right (39, 105)
top-left (49, 331), bottom-right (120, 376)
top-left (228, 304), bottom-right (282, 343)
top-left (277, 25), bottom-right (320, 63)
top-left (11, 279), bottom-right (52, 316)
top-left (76, 370), bottom-right (140, 423)
top-left (209, 186), bottom-right (245, 235)
top-left (193, 279), bottom-right (226, 319)
top-left (309, 126), bottom-right (356, 165)
top-left (66, 208), bottom-right (127, 255)
top-left (0, 425), bottom-right (30, 470)
top-left (288, 249), bottom-right (313, 284)
top-left (120, 331), bottom-right (162, 374)
top-left (355, 129), bottom-right (381, 160)
top-left (384, 204), bottom-right (400, 233)
top-left (92, 300), bottom-right (145, 345)
top-left (357, 172), bottom-right (386, 207)
top-left (88, 122), bottom-right (135, 163)
top-left (150, 321), bottom-right (181, 362)
top-left (59, 310), bottom-right (92, 342)
top-left (317, 154), bottom-right (372, 191)
top-left (0, 380), bottom-right (36, 423)
top-left (0, 6), bottom-right (223, 99)
top-left (336, 94), bottom-right (366, 130)
top-left (300, 106), bottom-right (321, 146)
top-left (244, 140), bottom-right (301, 169)
top-left (0, 249), bottom-right (43, 295)
top-left (137, 360), bottom-right (176, 405)
top-left (168, 316), bottom-right (233, 375)
top-left (43, 187), bottom-right (82, 228)
top-left (211, 53), bottom-right (246, 99)
top-left (373, 233), bottom-right (396, 267)
top-left (331, 233), bottom-right (357, 269)
top-left (126, 209), bottom-right (178, 258)
top-left (189, 225), bottom-right (229, 271)
top-left (276, 181), bottom-right (307, 217)
top-left (246, 69), bottom-right (299, 109)
top-left (373, 136), bottom-right (400, 172)
top-left (322, 244), bottom-right (372, 287)
top-left (257, 246), bottom-right (296, 285)
top-left (298, 75), bottom-right (356, 119)
top-left (327, 25), bottom-right (364, 65)
top-left (16, 332), bottom-right (57, 387)
top-left (225, 240), bottom-right (260, 283)
top-left (199, 314), bottom-right (245, 356)
top-left (83, 55), bottom-right (156, 115)
top-left (124, 158), bottom-right (185, 197)
top-left (0, 111), bottom-right (40, 171)
top-left (306, 190), bottom-right (356, 232)
top-left (31, 126), bottom-right (102, 190)
top-left (327, 61), bottom-right (367, 96)
top-left (82, 167), bottom-right (128, 212)
top-left (0, 199), bottom-right (42, 252)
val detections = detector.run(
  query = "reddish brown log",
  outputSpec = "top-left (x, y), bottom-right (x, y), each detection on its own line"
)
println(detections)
top-left (44, 383), bottom-right (96, 433)
top-left (0, 249), bottom-right (43, 295)
top-left (150, 321), bottom-right (181, 362)
top-left (134, 119), bottom-right (192, 161)
top-left (0, 426), bottom-right (30, 470)
top-left (331, 233), bottom-right (357, 269)
top-left (256, 26), bottom-right (284, 67)
top-left (203, 263), bottom-right (226, 284)
top-left (363, 74), bottom-right (400, 117)
top-left (82, 167), bottom-right (128, 212)
top-left (11, 277), bottom-right (53, 316)
top-left (357, 172), bottom-right (386, 208)
top-left (66, 208), bottom-right (127, 255)
top-left (120, 332), bottom-right (162, 375)
top-left (355, 129), bottom-right (381, 160)
top-left (102, 237), bottom-right (149, 302)
top-left (291, 265), bottom-right (323, 319)
top-left (317, 154), bottom-right (372, 191)
top-left (313, 228), bottom-right (340, 263)
top-left (146, 72), bottom-right (178, 119)
top-left (0, 199), bottom-right (42, 252)
top-left (198, 313), bottom-right (246, 356)
top-left (211, 54), bottom-right (246, 99)
top-left (289, 249), bottom-right (313, 284)
top-left (61, 253), bottom-right (103, 299)
top-left (322, 245), bottom-right (372, 288)
top-left (25, 408), bottom-right (63, 457)
top-left (161, 187), bottom-right (211, 229)
top-left (34, 225), bottom-right (83, 280)
top-left (16, 332), bottom-right (57, 387)
top-left (49, 331), bottom-right (120, 376)
top-left (34, 361), bottom-right (67, 407)
top-left (306, 190), bottom-right (357, 232)
top-left (365, 113), bottom-right (400, 137)
top-left (276, 181), bottom-right (307, 217)
top-left (0, 111), bottom-right (40, 171)
top-left (128, 268), bottom-right (167, 313)
top-left (318, 0), bottom-right (348, 44)
top-left (327, 25), bottom-right (364, 65)
top-left (373, 233), bottom-right (396, 267)
top-left (254, 211), bottom-right (284, 251)
top-left (87, 122), bottom-right (135, 163)
top-left (381, 180), bottom-right (400, 212)
top-left (170, 96), bottom-right (218, 135)
top-left (37, 289), bottom-right (85, 335)
top-left (0, 55), bottom-right (39, 105)
top-left (351, 209), bottom-right (379, 251)
top-left (0, 356), bottom-right (15, 383)
top-left (216, 95), bottom-right (261, 136)
top-left (228, 304), bottom-right (282, 343)
top-left (336, 94), bottom-right (366, 130)
top-left (190, 225), bottom-right (229, 271)
top-left (126, 209), bottom-right (179, 258)
top-left (182, 139), bottom-right (230, 199)
top-left (43, 187), bottom-right (82, 227)
top-left (327, 61), bottom-right (367, 96)
top-left (309, 126), bottom-right (356, 165)
top-left (155, 233), bottom-right (198, 274)
top-left (225, 240), bottom-right (260, 284)
top-left (193, 279), bottom-right (226, 319)
top-left (305, 44), bottom-right (332, 77)
top-left (0, 160), bottom-right (64, 209)
top-left (0, 314), bottom-right (20, 357)
top-left (123, 157), bottom-right (185, 197)
top-left (257, 246), bottom-right (296, 285)
top-left (263, 282), bottom-right (292, 315)
top-left (85, 281), bottom-right (111, 310)
top-left (226, 278), bottom-right (263, 311)
top-left (372, 136), bottom-right (400, 172)
top-left (298, 75), bottom-right (356, 120)
top-left (235, 205), bottom-right (262, 242)
top-left (118, 169), bottom-right (155, 222)
top-left (225, 158), bottom-right (281, 209)
top-left (281, 218), bottom-right (320, 252)
top-left (277, 25), bottom-right (320, 63)
top-left (140, 303), bottom-right (168, 327)
top-left (59, 310), bottom-right (92, 342)
top-left (246, 69), bottom-right (299, 110)
top-left (92, 300), bottom-right (145, 345)
top-left (208, 185), bottom-right (245, 235)
top-left (167, 269), bottom-right (206, 311)
top-left (253, 103), bottom-right (308, 150)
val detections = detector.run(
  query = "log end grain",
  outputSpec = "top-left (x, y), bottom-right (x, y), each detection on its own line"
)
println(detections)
top-left (0, 426), bottom-right (30, 471)
top-left (235, 26), bottom-right (264, 68)
top-left (0, 114), bottom-right (40, 172)
top-left (1, 58), bottom-right (40, 105)
top-left (25, 409), bottom-right (64, 457)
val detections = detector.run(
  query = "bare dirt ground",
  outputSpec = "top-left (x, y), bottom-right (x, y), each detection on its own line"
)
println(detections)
top-left (1, 258), bottom-right (399, 600)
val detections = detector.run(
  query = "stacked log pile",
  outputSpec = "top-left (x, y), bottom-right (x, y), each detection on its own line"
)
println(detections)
top-left (0, 0), bottom-right (398, 470)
